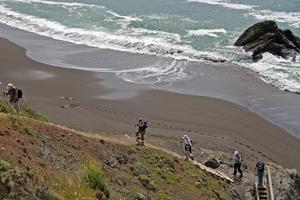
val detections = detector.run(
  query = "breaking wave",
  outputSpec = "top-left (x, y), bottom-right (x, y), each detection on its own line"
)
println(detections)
top-left (2, 0), bottom-right (100, 8)
top-left (248, 10), bottom-right (300, 28)
top-left (238, 53), bottom-right (300, 92)
top-left (186, 0), bottom-right (255, 10)
top-left (0, 4), bottom-right (227, 63)
top-left (187, 29), bottom-right (227, 37)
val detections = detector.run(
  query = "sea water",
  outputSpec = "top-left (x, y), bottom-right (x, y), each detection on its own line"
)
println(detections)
top-left (0, 0), bottom-right (299, 92)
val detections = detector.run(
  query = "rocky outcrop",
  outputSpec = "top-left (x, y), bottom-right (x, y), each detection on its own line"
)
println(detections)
top-left (270, 165), bottom-right (300, 200)
top-left (234, 20), bottom-right (300, 61)
top-left (204, 158), bottom-right (220, 169)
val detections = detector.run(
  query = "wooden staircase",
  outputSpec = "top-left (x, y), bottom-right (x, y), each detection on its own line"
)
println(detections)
top-left (255, 183), bottom-right (269, 200)
top-left (255, 166), bottom-right (274, 200)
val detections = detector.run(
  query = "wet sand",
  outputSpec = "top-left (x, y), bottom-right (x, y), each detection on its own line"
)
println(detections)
top-left (1, 38), bottom-right (300, 170)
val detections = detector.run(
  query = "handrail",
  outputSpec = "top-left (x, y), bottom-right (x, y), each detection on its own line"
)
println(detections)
top-left (266, 166), bottom-right (275, 200)
top-left (255, 181), bottom-right (260, 200)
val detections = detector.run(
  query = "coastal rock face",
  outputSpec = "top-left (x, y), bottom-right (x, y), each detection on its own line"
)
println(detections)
top-left (234, 20), bottom-right (300, 61)
top-left (270, 165), bottom-right (300, 200)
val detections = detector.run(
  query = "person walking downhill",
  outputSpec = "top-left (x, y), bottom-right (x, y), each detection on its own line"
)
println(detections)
top-left (255, 159), bottom-right (265, 186)
top-left (182, 135), bottom-right (194, 160)
top-left (3, 83), bottom-right (22, 113)
top-left (233, 151), bottom-right (243, 177)
top-left (135, 118), bottom-right (148, 145)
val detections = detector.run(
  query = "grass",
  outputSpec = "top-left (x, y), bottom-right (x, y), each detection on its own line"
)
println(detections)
top-left (0, 159), bottom-right (59, 200)
top-left (0, 159), bottom-right (11, 171)
top-left (83, 161), bottom-right (107, 192)
top-left (157, 192), bottom-right (171, 200)
top-left (7, 114), bottom-right (34, 135)
top-left (138, 174), bottom-right (157, 192)
top-left (0, 100), bottom-right (48, 122)
top-left (20, 106), bottom-right (48, 122)
top-left (0, 106), bottom-right (235, 200)
top-left (0, 100), bottom-right (14, 113)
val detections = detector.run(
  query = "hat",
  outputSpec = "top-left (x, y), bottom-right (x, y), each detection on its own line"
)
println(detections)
top-left (6, 83), bottom-right (14, 89)
top-left (183, 135), bottom-right (188, 139)
top-left (138, 118), bottom-right (143, 121)
top-left (234, 151), bottom-right (239, 155)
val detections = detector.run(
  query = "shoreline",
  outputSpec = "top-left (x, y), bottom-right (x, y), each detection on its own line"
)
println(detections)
top-left (0, 37), bottom-right (300, 170)
top-left (1, 23), bottom-right (300, 140)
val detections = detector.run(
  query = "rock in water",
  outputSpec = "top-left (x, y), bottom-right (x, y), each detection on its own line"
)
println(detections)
top-left (234, 20), bottom-right (300, 61)
top-left (204, 158), bottom-right (220, 169)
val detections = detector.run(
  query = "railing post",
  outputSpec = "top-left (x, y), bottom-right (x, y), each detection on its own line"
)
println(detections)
top-left (266, 166), bottom-right (275, 200)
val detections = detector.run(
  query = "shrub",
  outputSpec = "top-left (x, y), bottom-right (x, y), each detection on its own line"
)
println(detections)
top-left (21, 106), bottom-right (48, 122)
top-left (0, 159), bottom-right (11, 171)
top-left (157, 192), bottom-right (170, 200)
top-left (0, 100), bottom-right (13, 113)
top-left (22, 127), bottom-right (33, 135)
top-left (138, 175), bottom-right (157, 192)
top-left (7, 114), bottom-right (22, 128)
top-left (48, 188), bottom-right (61, 199)
top-left (83, 161), bottom-right (107, 192)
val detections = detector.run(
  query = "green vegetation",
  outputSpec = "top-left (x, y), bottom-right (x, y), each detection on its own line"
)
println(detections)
top-left (0, 105), bottom-right (235, 200)
top-left (0, 100), bottom-right (48, 122)
top-left (0, 159), bottom-right (58, 200)
top-left (83, 161), bottom-right (109, 198)
top-left (138, 174), bottom-right (157, 191)
top-left (0, 159), bottom-right (11, 171)
top-left (47, 188), bottom-right (61, 199)
top-left (7, 114), bottom-right (34, 135)
top-left (21, 106), bottom-right (48, 122)
top-left (157, 192), bottom-right (171, 200)
top-left (0, 100), bottom-right (14, 113)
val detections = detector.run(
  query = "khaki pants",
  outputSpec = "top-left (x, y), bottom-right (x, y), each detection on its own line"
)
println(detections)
top-left (10, 100), bottom-right (20, 113)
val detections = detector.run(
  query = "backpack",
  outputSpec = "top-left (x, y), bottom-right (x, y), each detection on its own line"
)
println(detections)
top-left (235, 154), bottom-right (241, 163)
top-left (143, 121), bottom-right (148, 129)
top-left (17, 89), bottom-right (23, 99)
top-left (188, 138), bottom-right (193, 146)
top-left (257, 162), bottom-right (265, 171)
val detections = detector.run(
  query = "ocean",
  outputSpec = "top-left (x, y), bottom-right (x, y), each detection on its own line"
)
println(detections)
top-left (0, 0), bottom-right (300, 92)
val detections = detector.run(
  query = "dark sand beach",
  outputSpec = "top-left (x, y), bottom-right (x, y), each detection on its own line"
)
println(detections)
top-left (1, 37), bottom-right (300, 170)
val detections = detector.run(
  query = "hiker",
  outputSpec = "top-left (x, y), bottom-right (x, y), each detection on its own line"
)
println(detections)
top-left (182, 135), bottom-right (194, 160)
top-left (135, 118), bottom-right (148, 145)
top-left (233, 151), bottom-right (243, 177)
top-left (255, 159), bottom-right (265, 186)
top-left (3, 83), bottom-right (21, 112)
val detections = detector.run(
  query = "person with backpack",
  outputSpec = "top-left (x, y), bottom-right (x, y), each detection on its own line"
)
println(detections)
top-left (233, 151), bottom-right (243, 177)
top-left (255, 159), bottom-right (265, 186)
top-left (135, 118), bottom-right (148, 145)
top-left (182, 135), bottom-right (194, 160)
top-left (3, 83), bottom-right (22, 113)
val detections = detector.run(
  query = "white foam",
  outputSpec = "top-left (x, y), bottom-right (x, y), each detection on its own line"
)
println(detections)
top-left (0, 5), bottom-right (227, 63)
top-left (6, 0), bottom-right (144, 25)
top-left (186, 0), bottom-right (255, 10)
top-left (116, 60), bottom-right (190, 84)
top-left (4, 0), bottom-right (101, 8)
top-left (239, 53), bottom-right (300, 92)
top-left (248, 9), bottom-right (300, 28)
top-left (187, 29), bottom-right (227, 37)
top-left (106, 10), bottom-right (142, 23)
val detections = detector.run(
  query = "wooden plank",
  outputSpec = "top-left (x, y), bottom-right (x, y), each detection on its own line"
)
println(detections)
top-left (266, 166), bottom-right (275, 200)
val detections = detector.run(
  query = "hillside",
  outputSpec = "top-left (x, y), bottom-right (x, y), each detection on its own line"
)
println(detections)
top-left (0, 101), bottom-right (237, 200)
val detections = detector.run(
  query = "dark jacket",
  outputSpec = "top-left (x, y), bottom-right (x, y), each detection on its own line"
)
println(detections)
top-left (6, 87), bottom-right (18, 103)
top-left (137, 121), bottom-right (147, 132)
